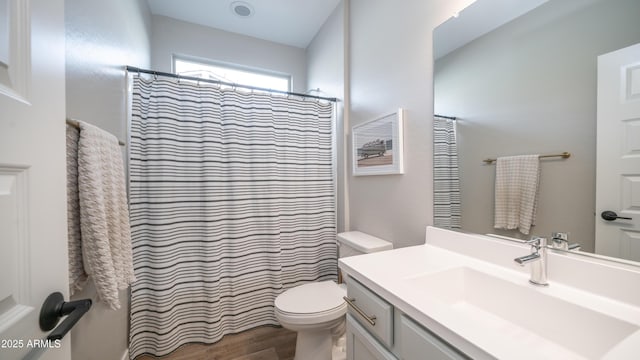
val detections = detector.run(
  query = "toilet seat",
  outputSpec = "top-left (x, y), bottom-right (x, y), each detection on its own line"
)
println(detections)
top-left (275, 281), bottom-right (347, 326)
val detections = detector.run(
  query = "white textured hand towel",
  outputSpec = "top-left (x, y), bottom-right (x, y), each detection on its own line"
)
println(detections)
top-left (75, 121), bottom-right (135, 309)
top-left (67, 124), bottom-right (87, 294)
top-left (494, 154), bottom-right (540, 235)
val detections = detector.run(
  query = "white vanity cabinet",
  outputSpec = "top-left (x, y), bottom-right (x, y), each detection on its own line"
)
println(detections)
top-left (345, 277), bottom-right (469, 360)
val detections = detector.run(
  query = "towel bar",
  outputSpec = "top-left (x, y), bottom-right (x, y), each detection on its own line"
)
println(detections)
top-left (483, 152), bottom-right (570, 164)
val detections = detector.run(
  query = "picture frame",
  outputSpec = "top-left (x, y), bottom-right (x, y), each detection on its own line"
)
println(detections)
top-left (352, 108), bottom-right (404, 176)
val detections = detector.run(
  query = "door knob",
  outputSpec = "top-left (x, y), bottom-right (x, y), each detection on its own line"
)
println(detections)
top-left (39, 292), bottom-right (92, 340)
top-left (601, 210), bottom-right (632, 221)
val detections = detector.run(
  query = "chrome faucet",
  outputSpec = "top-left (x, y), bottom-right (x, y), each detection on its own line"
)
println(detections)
top-left (551, 232), bottom-right (581, 251)
top-left (514, 237), bottom-right (548, 286)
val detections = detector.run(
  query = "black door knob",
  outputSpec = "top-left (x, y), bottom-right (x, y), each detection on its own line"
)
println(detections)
top-left (39, 292), bottom-right (92, 340)
top-left (601, 210), bottom-right (632, 221)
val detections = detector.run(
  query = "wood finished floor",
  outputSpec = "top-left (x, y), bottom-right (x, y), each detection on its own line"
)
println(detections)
top-left (135, 326), bottom-right (296, 360)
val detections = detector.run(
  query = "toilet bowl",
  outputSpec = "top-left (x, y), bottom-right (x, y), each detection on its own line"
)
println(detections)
top-left (275, 281), bottom-right (347, 360)
top-left (274, 231), bottom-right (393, 360)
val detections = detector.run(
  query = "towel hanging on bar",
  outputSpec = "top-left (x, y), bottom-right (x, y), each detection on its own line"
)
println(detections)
top-left (66, 119), bottom-right (126, 146)
top-left (494, 154), bottom-right (541, 235)
top-left (66, 119), bottom-right (135, 309)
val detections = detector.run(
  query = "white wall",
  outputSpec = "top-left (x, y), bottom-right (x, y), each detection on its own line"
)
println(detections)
top-left (434, 0), bottom-right (640, 251)
top-left (65, 1), bottom-right (152, 359)
top-left (348, 0), bottom-right (476, 248)
top-left (306, 1), bottom-right (347, 232)
top-left (66, 0), bottom-right (151, 141)
top-left (151, 15), bottom-right (308, 93)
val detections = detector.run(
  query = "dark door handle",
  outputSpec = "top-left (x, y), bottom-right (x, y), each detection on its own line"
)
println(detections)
top-left (39, 292), bottom-right (92, 341)
top-left (601, 210), bottom-right (632, 221)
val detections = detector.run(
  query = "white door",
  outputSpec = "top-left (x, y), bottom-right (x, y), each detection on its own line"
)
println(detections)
top-left (0, 0), bottom-right (69, 359)
top-left (595, 42), bottom-right (640, 261)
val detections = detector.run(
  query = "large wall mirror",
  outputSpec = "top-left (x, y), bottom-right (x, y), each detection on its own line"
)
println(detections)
top-left (433, 0), bottom-right (640, 262)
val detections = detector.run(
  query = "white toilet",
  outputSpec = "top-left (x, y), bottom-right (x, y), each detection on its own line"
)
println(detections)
top-left (274, 231), bottom-right (393, 360)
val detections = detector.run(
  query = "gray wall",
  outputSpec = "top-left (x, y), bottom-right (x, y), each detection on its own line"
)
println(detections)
top-left (151, 15), bottom-right (308, 93)
top-left (348, 0), bottom-right (475, 249)
top-left (306, 1), bottom-right (348, 233)
top-left (65, 0), bottom-right (152, 359)
top-left (434, 0), bottom-right (640, 251)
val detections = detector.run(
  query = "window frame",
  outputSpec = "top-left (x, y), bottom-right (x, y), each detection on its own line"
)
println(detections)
top-left (172, 55), bottom-right (292, 92)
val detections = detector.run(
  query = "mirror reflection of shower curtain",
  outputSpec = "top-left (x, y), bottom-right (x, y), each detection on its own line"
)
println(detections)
top-left (128, 76), bottom-right (336, 358)
top-left (433, 117), bottom-right (461, 229)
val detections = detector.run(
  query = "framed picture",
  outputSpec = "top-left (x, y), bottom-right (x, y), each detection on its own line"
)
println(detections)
top-left (352, 109), bottom-right (404, 176)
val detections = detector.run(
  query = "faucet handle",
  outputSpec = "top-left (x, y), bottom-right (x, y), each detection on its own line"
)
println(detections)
top-left (552, 232), bottom-right (568, 241)
top-left (526, 236), bottom-right (546, 245)
top-left (551, 232), bottom-right (581, 251)
top-left (526, 237), bottom-right (546, 252)
top-left (526, 236), bottom-right (542, 244)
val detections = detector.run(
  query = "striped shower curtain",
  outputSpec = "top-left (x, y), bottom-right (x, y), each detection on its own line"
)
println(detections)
top-left (128, 76), bottom-right (337, 358)
top-left (433, 117), bottom-right (461, 229)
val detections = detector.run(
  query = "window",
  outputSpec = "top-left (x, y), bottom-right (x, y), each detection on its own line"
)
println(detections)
top-left (174, 58), bottom-right (291, 92)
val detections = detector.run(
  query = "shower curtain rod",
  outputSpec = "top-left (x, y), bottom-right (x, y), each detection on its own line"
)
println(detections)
top-left (435, 114), bottom-right (457, 120)
top-left (125, 66), bottom-right (338, 102)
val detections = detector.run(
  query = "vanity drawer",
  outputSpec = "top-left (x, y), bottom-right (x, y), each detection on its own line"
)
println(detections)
top-left (347, 314), bottom-right (397, 360)
top-left (345, 278), bottom-right (393, 347)
top-left (400, 315), bottom-right (469, 360)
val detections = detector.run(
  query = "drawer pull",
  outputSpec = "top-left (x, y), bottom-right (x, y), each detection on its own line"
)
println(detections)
top-left (343, 296), bottom-right (377, 326)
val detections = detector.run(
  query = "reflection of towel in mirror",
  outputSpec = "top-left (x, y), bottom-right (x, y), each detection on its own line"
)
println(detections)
top-left (494, 155), bottom-right (540, 235)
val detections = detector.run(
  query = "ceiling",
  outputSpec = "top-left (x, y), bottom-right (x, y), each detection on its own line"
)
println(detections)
top-left (434, 0), bottom-right (549, 59)
top-left (147, 0), bottom-right (552, 57)
top-left (146, 0), bottom-right (342, 49)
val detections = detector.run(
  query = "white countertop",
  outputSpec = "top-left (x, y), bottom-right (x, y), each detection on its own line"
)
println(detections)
top-left (338, 227), bottom-right (640, 360)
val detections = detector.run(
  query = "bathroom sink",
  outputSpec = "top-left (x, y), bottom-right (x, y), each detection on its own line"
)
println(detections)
top-left (404, 267), bottom-right (639, 359)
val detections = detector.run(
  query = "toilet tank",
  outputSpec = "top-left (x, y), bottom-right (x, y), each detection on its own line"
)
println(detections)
top-left (337, 231), bottom-right (393, 258)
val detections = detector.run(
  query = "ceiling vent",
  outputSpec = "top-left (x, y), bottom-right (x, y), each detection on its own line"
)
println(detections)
top-left (230, 1), bottom-right (254, 18)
